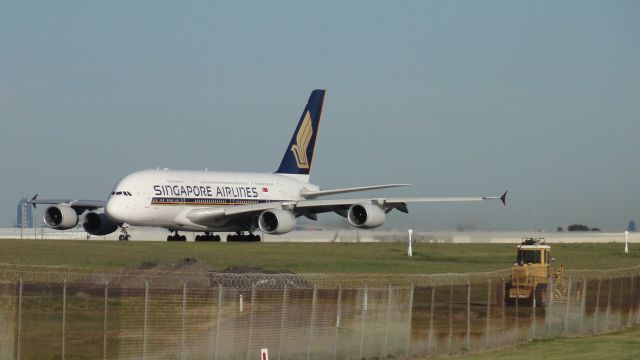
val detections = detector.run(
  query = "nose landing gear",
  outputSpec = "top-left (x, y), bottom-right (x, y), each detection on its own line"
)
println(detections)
top-left (118, 223), bottom-right (131, 241)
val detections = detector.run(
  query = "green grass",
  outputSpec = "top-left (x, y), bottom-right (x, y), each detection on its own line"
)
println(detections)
top-left (435, 325), bottom-right (640, 360)
top-left (0, 239), bottom-right (638, 273)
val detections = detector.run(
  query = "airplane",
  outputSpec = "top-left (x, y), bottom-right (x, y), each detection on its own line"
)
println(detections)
top-left (30, 89), bottom-right (507, 242)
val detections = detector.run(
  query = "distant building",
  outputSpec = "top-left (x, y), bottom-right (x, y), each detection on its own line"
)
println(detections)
top-left (16, 198), bottom-right (33, 228)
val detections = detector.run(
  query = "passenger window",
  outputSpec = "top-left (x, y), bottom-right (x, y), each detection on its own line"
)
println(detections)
top-left (116, 191), bottom-right (122, 195)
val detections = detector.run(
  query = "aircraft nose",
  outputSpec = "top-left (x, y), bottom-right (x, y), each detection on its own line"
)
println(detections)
top-left (105, 198), bottom-right (124, 223)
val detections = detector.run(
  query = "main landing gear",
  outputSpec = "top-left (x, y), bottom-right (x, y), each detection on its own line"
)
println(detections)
top-left (226, 232), bottom-right (261, 242)
top-left (195, 232), bottom-right (221, 242)
top-left (167, 231), bottom-right (187, 242)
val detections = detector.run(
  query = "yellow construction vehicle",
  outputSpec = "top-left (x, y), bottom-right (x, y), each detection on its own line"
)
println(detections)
top-left (504, 238), bottom-right (563, 307)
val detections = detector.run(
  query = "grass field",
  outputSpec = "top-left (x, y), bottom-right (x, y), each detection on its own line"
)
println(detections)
top-left (435, 325), bottom-right (640, 360)
top-left (0, 239), bottom-right (638, 273)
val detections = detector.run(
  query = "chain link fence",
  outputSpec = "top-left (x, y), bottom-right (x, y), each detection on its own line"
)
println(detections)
top-left (0, 266), bottom-right (639, 359)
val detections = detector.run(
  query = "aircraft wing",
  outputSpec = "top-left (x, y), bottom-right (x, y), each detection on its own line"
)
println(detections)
top-left (27, 195), bottom-right (105, 211)
top-left (188, 191), bottom-right (507, 226)
top-left (288, 192), bottom-right (507, 218)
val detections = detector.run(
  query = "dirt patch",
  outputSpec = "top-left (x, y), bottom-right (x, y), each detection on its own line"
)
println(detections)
top-left (221, 265), bottom-right (294, 274)
top-left (124, 257), bottom-right (214, 273)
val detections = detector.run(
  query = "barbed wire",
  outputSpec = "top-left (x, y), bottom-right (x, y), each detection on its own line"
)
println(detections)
top-left (1, 264), bottom-right (638, 289)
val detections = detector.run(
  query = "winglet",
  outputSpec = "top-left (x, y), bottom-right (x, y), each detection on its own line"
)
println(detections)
top-left (500, 191), bottom-right (508, 206)
top-left (29, 194), bottom-right (38, 208)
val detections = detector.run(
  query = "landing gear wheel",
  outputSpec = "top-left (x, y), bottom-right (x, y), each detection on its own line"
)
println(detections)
top-left (167, 231), bottom-right (186, 242)
top-left (118, 223), bottom-right (131, 241)
top-left (226, 233), bottom-right (261, 242)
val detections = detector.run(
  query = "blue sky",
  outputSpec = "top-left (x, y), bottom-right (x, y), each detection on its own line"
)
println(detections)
top-left (1, 1), bottom-right (639, 231)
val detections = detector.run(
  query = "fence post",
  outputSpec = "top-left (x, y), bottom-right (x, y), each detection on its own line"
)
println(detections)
top-left (627, 275), bottom-right (636, 327)
top-left (62, 279), bottom-right (67, 360)
top-left (593, 276), bottom-right (601, 333)
top-left (428, 285), bottom-right (436, 354)
top-left (579, 278), bottom-right (587, 333)
top-left (626, 275), bottom-right (636, 327)
top-left (206, 287), bottom-right (217, 359)
top-left (500, 278), bottom-right (505, 340)
top-left (181, 283), bottom-right (187, 360)
top-left (382, 284), bottom-right (392, 358)
top-left (277, 285), bottom-right (288, 360)
top-left (405, 284), bottom-right (414, 357)
top-left (16, 279), bottom-right (23, 360)
top-left (547, 275), bottom-right (554, 337)
top-left (359, 285), bottom-right (368, 359)
top-left (466, 280), bottom-right (471, 351)
top-left (214, 284), bottom-right (223, 360)
top-left (103, 284), bottom-right (108, 360)
top-left (515, 277), bottom-right (519, 333)
top-left (307, 286), bottom-right (318, 360)
top-left (447, 282), bottom-right (453, 354)
top-left (143, 281), bottom-right (149, 360)
top-left (564, 277), bottom-right (572, 334)
top-left (531, 275), bottom-right (536, 339)
top-left (636, 274), bottom-right (640, 325)
top-left (333, 287), bottom-right (342, 360)
top-left (246, 286), bottom-right (257, 360)
top-left (606, 276), bottom-right (612, 329)
top-left (618, 277), bottom-right (624, 328)
top-left (485, 279), bottom-right (491, 349)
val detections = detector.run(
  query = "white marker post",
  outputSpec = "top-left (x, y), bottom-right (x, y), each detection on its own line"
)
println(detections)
top-left (625, 231), bottom-right (629, 254)
top-left (408, 229), bottom-right (413, 257)
top-left (261, 348), bottom-right (269, 360)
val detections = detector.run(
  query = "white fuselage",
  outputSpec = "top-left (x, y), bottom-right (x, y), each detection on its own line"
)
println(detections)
top-left (104, 169), bottom-right (318, 232)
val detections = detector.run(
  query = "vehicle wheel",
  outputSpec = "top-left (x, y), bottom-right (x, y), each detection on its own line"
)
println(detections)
top-left (125, 235), bottom-right (130, 241)
top-left (195, 235), bottom-right (201, 242)
top-left (167, 235), bottom-right (173, 241)
top-left (214, 235), bottom-right (221, 242)
top-left (180, 235), bottom-right (187, 241)
top-left (535, 284), bottom-right (547, 307)
top-left (504, 284), bottom-right (515, 306)
top-left (119, 235), bottom-right (124, 241)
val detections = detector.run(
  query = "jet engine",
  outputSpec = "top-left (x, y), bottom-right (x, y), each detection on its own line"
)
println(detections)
top-left (258, 209), bottom-right (296, 235)
top-left (347, 203), bottom-right (386, 228)
top-left (44, 204), bottom-right (79, 230)
top-left (83, 211), bottom-right (119, 236)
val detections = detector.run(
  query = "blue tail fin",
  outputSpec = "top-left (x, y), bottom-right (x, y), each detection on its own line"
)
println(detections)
top-left (275, 89), bottom-right (326, 182)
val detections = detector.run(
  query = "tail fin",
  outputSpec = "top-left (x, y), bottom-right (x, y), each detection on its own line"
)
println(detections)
top-left (275, 89), bottom-right (326, 182)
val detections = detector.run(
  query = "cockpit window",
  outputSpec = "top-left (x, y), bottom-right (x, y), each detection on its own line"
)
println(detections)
top-left (111, 192), bottom-right (116, 195)
top-left (115, 191), bottom-right (123, 195)
top-left (126, 191), bottom-right (133, 196)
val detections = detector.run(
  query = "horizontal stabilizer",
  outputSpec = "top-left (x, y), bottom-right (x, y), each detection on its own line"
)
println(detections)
top-left (300, 184), bottom-right (410, 199)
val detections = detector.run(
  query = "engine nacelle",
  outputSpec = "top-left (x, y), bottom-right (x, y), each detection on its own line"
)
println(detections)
top-left (258, 209), bottom-right (296, 235)
top-left (83, 211), bottom-right (119, 236)
top-left (347, 203), bottom-right (386, 228)
top-left (44, 204), bottom-right (79, 230)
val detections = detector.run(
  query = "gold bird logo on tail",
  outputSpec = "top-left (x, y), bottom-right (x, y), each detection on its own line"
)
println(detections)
top-left (290, 111), bottom-right (313, 169)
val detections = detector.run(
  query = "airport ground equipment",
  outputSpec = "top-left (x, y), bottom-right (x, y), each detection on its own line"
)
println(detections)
top-left (504, 238), bottom-right (565, 307)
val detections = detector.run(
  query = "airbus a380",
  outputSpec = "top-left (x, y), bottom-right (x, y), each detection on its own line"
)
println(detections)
top-left (30, 89), bottom-right (507, 242)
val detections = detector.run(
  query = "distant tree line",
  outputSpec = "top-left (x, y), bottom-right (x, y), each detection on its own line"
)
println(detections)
top-left (557, 224), bottom-right (601, 232)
